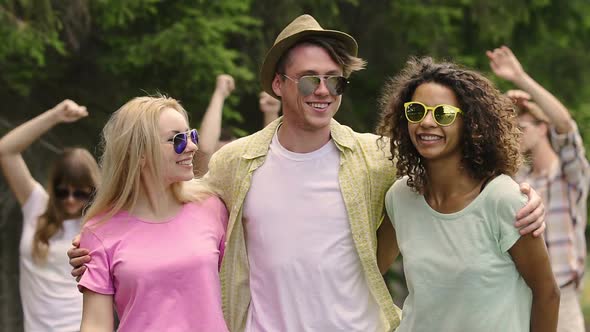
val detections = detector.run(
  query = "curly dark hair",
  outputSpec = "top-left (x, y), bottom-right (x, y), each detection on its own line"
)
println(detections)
top-left (376, 57), bottom-right (522, 193)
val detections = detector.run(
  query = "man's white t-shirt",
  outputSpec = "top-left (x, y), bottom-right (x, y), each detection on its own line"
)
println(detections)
top-left (243, 132), bottom-right (383, 332)
top-left (19, 182), bottom-right (83, 332)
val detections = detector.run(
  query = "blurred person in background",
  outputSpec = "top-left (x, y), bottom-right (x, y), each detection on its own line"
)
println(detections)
top-left (259, 90), bottom-right (282, 126)
top-left (0, 99), bottom-right (100, 332)
top-left (195, 73), bottom-right (281, 176)
top-left (488, 45), bottom-right (590, 332)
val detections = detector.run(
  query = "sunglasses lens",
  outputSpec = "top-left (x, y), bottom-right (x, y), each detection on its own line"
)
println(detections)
top-left (190, 129), bottom-right (199, 145)
top-left (326, 76), bottom-right (348, 96)
top-left (55, 188), bottom-right (91, 200)
top-left (173, 133), bottom-right (187, 154)
top-left (434, 105), bottom-right (457, 126)
top-left (405, 103), bottom-right (426, 122)
top-left (298, 76), bottom-right (321, 96)
top-left (73, 190), bottom-right (92, 200)
top-left (55, 188), bottom-right (69, 199)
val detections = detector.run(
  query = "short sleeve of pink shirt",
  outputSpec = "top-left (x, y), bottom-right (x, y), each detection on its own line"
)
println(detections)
top-left (78, 229), bottom-right (114, 294)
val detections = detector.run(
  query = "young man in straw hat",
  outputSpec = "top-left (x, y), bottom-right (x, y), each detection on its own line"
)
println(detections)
top-left (69, 15), bottom-right (546, 331)
top-left (488, 45), bottom-right (590, 332)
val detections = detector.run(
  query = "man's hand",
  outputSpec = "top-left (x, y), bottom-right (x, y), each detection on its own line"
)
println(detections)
top-left (67, 234), bottom-right (90, 281)
top-left (50, 99), bottom-right (88, 124)
top-left (516, 183), bottom-right (546, 237)
top-left (486, 46), bottom-right (525, 83)
top-left (214, 74), bottom-right (235, 99)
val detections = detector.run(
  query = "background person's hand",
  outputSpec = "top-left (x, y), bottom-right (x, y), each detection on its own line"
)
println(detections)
top-left (50, 99), bottom-right (88, 124)
top-left (486, 45), bottom-right (526, 83)
top-left (214, 74), bottom-right (235, 98)
top-left (259, 91), bottom-right (281, 114)
top-left (506, 89), bottom-right (534, 111)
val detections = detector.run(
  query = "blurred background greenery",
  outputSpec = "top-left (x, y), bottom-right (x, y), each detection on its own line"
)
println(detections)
top-left (1, 0), bottom-right (590, 330)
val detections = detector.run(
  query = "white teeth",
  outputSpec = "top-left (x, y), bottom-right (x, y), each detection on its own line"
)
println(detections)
top-left (419, 135), bottom-right (442, 141)
top-left (309, 103), bottom-right (329, 109)
top-left (177, 160), bottom-right (192, 166)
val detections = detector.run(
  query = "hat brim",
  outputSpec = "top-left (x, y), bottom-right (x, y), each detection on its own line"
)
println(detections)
top-left (260, 29), bottom-right (358, 99)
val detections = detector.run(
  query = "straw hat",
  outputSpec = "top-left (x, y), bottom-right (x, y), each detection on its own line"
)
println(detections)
top-left (260, 14), bottom-right (358, 99)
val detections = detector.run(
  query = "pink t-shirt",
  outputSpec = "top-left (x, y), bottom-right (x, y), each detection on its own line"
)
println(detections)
top-left (78, 196), bottom-right (228, 332)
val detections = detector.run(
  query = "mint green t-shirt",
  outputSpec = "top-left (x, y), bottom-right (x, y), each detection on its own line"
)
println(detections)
top-left (385, 174), bottom-right (532, 332)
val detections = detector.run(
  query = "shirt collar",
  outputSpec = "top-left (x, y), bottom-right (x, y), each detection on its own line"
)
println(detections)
top-left (242, 117), bottom-right (355, 160)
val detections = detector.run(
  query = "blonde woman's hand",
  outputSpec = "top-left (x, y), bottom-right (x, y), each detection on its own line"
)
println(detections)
top-left (50, 99), bottom-right (88, 123)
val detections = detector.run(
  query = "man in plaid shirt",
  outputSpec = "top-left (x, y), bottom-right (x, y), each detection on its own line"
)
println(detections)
top-left (488, 45), bottom-right (590, 332)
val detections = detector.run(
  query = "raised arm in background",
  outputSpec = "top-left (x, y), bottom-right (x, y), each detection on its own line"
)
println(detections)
top-left (487, 45), bottom-right (572, 133)
top-left (198, 74), bottom-right (235, 156)
top-left (0, 100), bottom-right (88, 205)
top-left (259, 91), bottom-right (281, 127)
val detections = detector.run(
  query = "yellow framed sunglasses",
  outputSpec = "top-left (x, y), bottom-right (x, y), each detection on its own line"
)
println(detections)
top-left (404, 101), bottom-right (463, 126)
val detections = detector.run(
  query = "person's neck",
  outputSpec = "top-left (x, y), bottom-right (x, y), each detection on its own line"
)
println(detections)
top-left (424, 156), bottom-right (484, 213)
top-left (529, 140), bottom-right (559, 176)
top-left (277, 122), bottom-right (331, 153)
top-left (132, 176), bottom-right (182, 222)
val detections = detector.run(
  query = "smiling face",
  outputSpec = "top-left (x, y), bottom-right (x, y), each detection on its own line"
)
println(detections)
top-left (271, 43), bottom-right (343, 134)
top-left (158, 108), bottom-right (197, 186)
top-left (408, 82), bottom-right (464, 165)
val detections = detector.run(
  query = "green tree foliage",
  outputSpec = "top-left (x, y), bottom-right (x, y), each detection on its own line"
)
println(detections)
top-left (2, 2), bottom-right (590, 327)
top-left (0, 0), bottom-right (65, 95)
top-left (0, 0), bottom-right (258, 146)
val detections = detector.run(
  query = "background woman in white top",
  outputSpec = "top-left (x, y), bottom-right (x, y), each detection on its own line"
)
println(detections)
top-left (376, 57), bottom-right (559, 331)
top-left (0, 100), bottom-right (99, 331)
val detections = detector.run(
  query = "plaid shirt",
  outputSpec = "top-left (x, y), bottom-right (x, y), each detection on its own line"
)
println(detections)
top-left (515, 121), bottom-right (590, 288)
top-left (204, 118), bottom-right (401, 332)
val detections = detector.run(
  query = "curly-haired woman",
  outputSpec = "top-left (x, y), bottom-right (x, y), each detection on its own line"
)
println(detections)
top-left (376, 57), bottom-right (559, 332)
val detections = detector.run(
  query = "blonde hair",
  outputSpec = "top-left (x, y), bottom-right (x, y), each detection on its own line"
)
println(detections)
top-left (84, 95), bottom-right (215, 225)
top-left (33, 148), bottom-right (100, 263)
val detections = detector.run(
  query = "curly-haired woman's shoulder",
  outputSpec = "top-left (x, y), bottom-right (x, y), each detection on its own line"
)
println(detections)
top-left (481, 174), bottom-right (527, 211)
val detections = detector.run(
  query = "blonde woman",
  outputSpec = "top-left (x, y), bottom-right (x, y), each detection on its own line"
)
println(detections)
top-left (78, 96), bottom-right (228, 332)
top-left (0, 100), bottom-right (99, 331)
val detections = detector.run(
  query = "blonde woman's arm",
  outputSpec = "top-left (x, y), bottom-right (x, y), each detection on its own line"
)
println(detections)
top-left (0, 99), bottom-right (88, 205)
top-left (80, 291), bottom-right (114, 332)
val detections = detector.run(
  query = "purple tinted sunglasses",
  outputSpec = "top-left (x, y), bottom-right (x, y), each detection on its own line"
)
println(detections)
top-left (170, 129), bottom-right (199, 154)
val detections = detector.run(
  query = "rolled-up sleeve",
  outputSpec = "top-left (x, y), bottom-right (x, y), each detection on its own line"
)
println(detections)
top-left (551, 121), bottom-right (590, 191)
